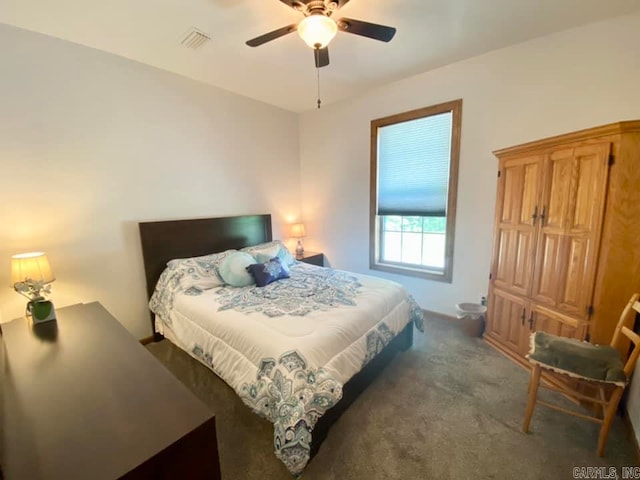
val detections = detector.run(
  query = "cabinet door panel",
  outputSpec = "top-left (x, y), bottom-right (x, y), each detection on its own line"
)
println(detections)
top-left (545, 149), bottom-right (573, 229)
top-left (532, 143), bottom-right (610, 316)
top-left (566, 144), bottom-right (610, 235)
top-left (494, 230), bottom-right (513, 285)
top-left (557, 144), bottom-right (611, 316)
top-left (513, 231), bottom-right (535, 291)
top-left (486, 288), bottom-right (529, 356)
top-left (560, 237), bottom-right (589, 314)
top-left (520, 162), bottom-right (539, 224)
top-left (532, 233), bottom-right (563, 305)
top-left (531, 150), bottom-right (572, 308)
top-left (491, 156), bottom-right (542, 297)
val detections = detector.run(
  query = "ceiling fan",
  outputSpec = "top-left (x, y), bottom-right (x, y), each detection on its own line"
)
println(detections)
top-left (246, 0), bottom-right (396, 68)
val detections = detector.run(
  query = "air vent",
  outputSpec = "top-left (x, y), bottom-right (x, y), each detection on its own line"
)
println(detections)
top-left (180, 28), bottom-right (211, 50)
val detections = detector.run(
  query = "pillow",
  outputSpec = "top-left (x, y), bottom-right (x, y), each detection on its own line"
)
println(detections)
top-left (246, 257), bottom-right (290, 287)
top-left (168, 249), bottom-right (237, 290)
top-left (218, 252), bottom-right (257, 287)
top-left (253, 244), bottom-right (281, 263)
top-left (241, 240), bottom-right (296, 266)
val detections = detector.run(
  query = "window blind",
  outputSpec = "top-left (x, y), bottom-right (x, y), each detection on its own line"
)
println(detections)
top-left (377, 111), bottom-right (452, 216)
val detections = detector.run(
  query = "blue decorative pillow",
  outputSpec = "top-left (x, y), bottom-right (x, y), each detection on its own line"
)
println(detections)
top-left (218, 252), bottom-right (256, 287)
top-left (246, 257), bottom-right (290, 287)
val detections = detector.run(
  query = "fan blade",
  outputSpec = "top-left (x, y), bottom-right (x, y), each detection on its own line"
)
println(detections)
top-left (314, 47), bottom-right (330, 68)
top-left (246, 24), bottom-right (297, 47)
top-left (278, 0), bottom-right (306, 10)
top-left (337, 17), bottom-right (396, 42)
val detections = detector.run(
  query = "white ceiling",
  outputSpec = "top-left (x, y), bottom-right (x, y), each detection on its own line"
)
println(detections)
top-left (2, 0), bottom-right (640, 112)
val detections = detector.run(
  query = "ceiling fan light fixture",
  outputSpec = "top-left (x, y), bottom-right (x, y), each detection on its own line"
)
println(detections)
top-left (297, 14), bottom-right (338, 49)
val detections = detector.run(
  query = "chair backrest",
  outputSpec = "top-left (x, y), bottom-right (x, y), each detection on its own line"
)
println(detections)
top-left (610, 293), bottom-right (640, 377)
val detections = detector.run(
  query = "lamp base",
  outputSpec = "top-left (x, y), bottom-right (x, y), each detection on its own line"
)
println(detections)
top-left (28, 300), bottom-right (56, 324)
top-left (295, 239), bottom-right (304, 257)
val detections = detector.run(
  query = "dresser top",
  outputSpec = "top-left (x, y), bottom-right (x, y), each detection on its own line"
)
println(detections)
top-left (1, 302), bottom-right (214, 480)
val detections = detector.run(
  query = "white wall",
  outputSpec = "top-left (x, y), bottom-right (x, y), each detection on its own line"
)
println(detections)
top-left (628, 373), bottom-right (640, 446)
top-left (299, 12), bottom-right (640, 441)
top-left (0, 23), bottom-right (301, 339)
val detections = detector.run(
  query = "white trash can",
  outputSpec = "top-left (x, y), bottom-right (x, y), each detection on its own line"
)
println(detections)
top-left (455, 303), bottom-right (487, 337)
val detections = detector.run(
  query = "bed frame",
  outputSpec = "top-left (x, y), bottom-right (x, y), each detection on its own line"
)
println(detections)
top-left (139, 214), bottom-right (273, 340)
top-left (138, 214), bottom-right (413, 459)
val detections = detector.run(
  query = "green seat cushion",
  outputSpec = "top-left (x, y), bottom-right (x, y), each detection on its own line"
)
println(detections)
top-left (527, 332), bottom-right (627, 386)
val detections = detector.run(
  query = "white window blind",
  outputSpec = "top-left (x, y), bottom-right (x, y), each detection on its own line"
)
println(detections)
top-left (377, 111), bottom-right (453, 216)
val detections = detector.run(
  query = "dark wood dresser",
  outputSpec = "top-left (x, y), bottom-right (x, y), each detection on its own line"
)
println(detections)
top-left (0, 302), bottom-right (221, 480)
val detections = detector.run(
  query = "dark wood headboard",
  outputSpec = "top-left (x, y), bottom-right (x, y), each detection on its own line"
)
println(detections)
top-left (139, 214), bottom-right (272, 338)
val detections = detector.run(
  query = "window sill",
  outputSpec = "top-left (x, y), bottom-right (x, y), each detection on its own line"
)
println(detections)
top-left (370, 262), bottom-right (452, 283)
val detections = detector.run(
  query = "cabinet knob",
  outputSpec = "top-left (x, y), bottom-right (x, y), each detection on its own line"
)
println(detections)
top-left (521, 308), bottom-right (526, 326)
top-left (531, 205), bottom-right (538, 225)
top-left (528, 311), bottom-right (535, 330)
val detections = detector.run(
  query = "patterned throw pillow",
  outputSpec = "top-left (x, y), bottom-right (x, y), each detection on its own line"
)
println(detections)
top-left (246, 257), bottom-right (290, 287)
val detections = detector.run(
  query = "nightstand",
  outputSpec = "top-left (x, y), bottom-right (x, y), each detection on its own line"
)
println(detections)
top-left (0, 302), bottom-right (221, 479)
top-left (296, 251), bottom-right (324, 267)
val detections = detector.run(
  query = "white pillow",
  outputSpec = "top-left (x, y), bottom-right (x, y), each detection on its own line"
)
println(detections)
top-left (168, 249), bottom-right (236, 290)
top-left (218, 252), bottom-right (256, 287)
top-left (241, 240), bottom-right (296, 266)
top-left (252, 244), bottom-right (280, 263)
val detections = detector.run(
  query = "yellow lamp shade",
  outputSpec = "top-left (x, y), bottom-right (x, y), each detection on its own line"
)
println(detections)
top-left (297, 14), bottom-right (338, 49)
top-left (290, 223), bottom-right (306, 238)
top-left (10, 252), bottom-right (55, 287)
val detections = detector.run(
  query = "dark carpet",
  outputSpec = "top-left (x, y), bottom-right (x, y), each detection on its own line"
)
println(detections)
top-left (146, 315), bottom-right (638, 479)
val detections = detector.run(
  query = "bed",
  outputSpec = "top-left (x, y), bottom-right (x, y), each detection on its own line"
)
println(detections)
top-left (139, 214), bottom-right (423, 476)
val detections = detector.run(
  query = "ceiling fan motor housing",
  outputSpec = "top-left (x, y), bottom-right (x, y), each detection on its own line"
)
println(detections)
top-left (299, 1), bottom-right (338, 16)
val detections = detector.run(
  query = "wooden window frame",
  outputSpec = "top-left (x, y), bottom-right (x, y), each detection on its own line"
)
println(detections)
top-left (369, 99), bottom-right (462, 283)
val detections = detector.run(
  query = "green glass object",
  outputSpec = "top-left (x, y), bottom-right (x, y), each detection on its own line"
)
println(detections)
top-left (29, 300), bottom-right (56, 324)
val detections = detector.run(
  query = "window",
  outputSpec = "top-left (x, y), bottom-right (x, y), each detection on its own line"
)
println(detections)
top-left (370, 100), bottom-right (461, 282)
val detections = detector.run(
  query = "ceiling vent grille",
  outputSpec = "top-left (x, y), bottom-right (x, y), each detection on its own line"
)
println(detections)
top-left (180, 28), bottom-right (211, 50)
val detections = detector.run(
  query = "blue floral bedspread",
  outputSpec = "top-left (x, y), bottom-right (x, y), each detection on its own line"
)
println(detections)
top-left (151, 261), bottom-right (424, 476)
top-left (213, 265), bottom-right (363, 317)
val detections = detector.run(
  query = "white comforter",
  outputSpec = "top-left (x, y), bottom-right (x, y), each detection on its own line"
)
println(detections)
top-left (151, 262), bottom-right (423, 476)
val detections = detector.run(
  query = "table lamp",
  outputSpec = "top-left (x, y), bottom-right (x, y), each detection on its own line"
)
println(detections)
top-left (11, 252), bottom-right (57, 323)
top-left (291, 223), bottom-right (306, 257)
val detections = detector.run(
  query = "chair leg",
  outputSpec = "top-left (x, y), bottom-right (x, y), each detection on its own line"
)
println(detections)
top-left (597, 386), bottom-right (624, 456)
top-left (598, 387), bottom-right (607, 419)
top-left (523, 364), bottom-right (542, 433)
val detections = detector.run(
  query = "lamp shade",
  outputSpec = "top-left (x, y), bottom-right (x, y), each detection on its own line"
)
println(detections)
top-left (10, 252), bottom-right (55, 287)
top-left (290, 223), bottom-right (306, 238)
top-left (297, 14), bottom-right (338, 49)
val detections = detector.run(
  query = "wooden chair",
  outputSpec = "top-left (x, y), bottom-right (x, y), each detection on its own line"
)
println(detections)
top-left (522, 293), bottom-right (640, 456)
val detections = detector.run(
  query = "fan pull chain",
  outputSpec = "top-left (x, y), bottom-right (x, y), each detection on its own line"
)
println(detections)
top-left (316, 65), bottom-right (322, 109)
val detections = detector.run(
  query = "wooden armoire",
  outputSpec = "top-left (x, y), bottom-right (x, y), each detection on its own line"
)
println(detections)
top-left (485, 121), bottom-right (640, 365)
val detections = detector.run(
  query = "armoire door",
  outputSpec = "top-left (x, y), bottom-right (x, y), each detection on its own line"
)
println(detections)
top-left (490, 155), bottom-right (543, 298)
top-left (531, 143), bottom-right (611, 318)
top-left (486, 288), bottom-right (530, 356)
